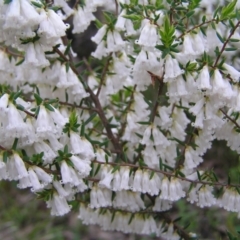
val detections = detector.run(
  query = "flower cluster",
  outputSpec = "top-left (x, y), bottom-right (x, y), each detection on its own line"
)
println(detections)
top-left (1, 0), bottom-right (240, 239)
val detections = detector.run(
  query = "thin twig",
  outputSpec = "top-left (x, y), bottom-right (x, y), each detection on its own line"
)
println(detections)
top-left (96, 53), bottom-right (112, 97)
top-left (213, 20), bottom-right (240, 68)
top-left (220, 109), bottom-right (240, 129)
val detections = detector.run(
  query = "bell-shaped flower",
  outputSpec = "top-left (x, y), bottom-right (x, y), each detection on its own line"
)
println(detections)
top-left (159, 177), bottom-right (170, 200)
top-left (32, 166), bottom-right (52, 185)
top-left (223, 63), bottom-right (240, 82)
top-left (12, 153), bottom-right (28, 179)
top-left (168, 178), bottom-right (185, 201)
top-left (53, 181), bottom-right (69, 197)
top-left (28, 168), bottom-right (43, 191)
top-left (132, 169), bottom-right (143, 192)
top-left (60, 161), bottom-right (73, 184)
top-left (164, 55), bottom-right (184, 81)
top-left (196, 65), bottom-right (212, 90)
top-left (137, 21), bottom-right (158, 47)
top-left (24, 42), bottom-right (49, 67)
top-left (98, 165), bottom-right (114, 189)
top-left (7, 103), bottom-right (28, 138)
top-left (38, 9), bottom-right (67, 43)
top-left (119, 167), bottom-right (130, 190)
top-left (69, 155), bottom-right (91, 177)
top-left (35, 105), bottom-right (57, 137)
top-left (47, 194), bottom-right (71, 216)
top-left (33, 141), bottom-right (57, 164)
top-left (112, 170), bottom-right (121, 192)
top-left (72, 6), bottom-right (95, 34)
top-left (91, 24), bottom-right (108, 44)
top-left (197, 185), bottom-right (216, 208)
top-left (0, 93), bottom-right (9, 114)
top-left (70, 131), bottom-right (95, 160)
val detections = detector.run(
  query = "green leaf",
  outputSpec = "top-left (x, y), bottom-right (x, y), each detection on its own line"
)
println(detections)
top-left (44, 103), bottom-right (54, 112)
top-left (31, 1), bottom-right (43, 8)
top-left (3, 151), bottom-right (8, 163)
top-left (4, 0), bottom-right (12, 3)
top-left (15, 58), bottom-right (25, 66)
top-left (85, 112), bottom-right (97, 125)
top-left (13, 90), bottom-right (22, 100)
top-left (34, 93), bottom-right (43, 105)
top-left (150, 171), bottom-right (155, 180)
top-left (94, 164), bottom-right (101, 176)
top-left (225, 47), bottom-right (237, 51)
top-left (12, 138), bottom-right (18, 150)
top-left (128, 213), bottom-right (135, 225)
top-left (16, 104), bottom-right (25, 111)
top-left (197, 170), bottom-right (201, 181)
top-left (220, 0), bottom-right (237, 20)
top-left (111, 165), bottom-right (120, 174)
top-left (80, 122), bottom-right (85, 136)
top-left (137, 121), bottom-right (150, 125)
top-left (123, 15), bottom-right (142, 21)
top-left (216, 32), bottom-right (224, 43)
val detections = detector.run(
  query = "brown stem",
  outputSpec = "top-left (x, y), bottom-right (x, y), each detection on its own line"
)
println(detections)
top-left (213, 20), bottom-right (240, 68)
top-left (96, 53), bottom-right (112, 97)
top-left (150, 76), bottom-right (164, 123)
top-left (91, 160), bottom-right (240, 188)
top-left (177, 19), bottom-right (217, 39)
top-left (53, 47), bottom-right (122, 154)
top-left (87, 87), bottom-right (122, 153)
top-left (220, 109), bottom-right (240, 129)
top-left (117, 85), bottom-right (136, 139)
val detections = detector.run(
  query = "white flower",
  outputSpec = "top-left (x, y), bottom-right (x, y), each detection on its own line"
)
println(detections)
top-left (98, 166), bottom-right (114, 189)
top-left (0, 93), bottom-right (9, 114)
top-left (35, 105), bottom-right (57, 137)
top-left (168, 178), bottom-right (185, 201)
top-left (72, 7), bottom-right (95, 34)
top-left (112, 170), bottom-right (121, 191)
top-left (106, 30), bottom-right (125, 53)
top-left (32, 166), bottom-right (52, 185)
top-left (70, 132), bottom-right (95, 160)
top-left (196, 65), bottom-right (212, 90)
top-left (141, 125), bottom-right (152, 145)
top-left (219, 188), bottom-right (240, 212)
top-left (197, 185), bottom-right (216, 208)
top-left (13, 153), bottom-right (28, 179)
top-left (153, 198), bottom-right (172, 211)
top-left (184, 147), bottom-right (203, 169)
top-left (159, 177), bottom-right (170, 200)
top-left (223, 63), bottom-right (240, 82)
top-left (60, 161), bottom-right (73, 184)
top-left (189, 97), bottom-right (205, 116)
top-left (212, 69), bottom-right (226, 94)
top-left (33, 141), bottom-right (57, 164)
top-left (119, 167), bottom-right (130, 190)
top-left (132, 169), bottom-right (143, 192)
top-left (28, 168), bottom-right (43, 191)
top-left (137, 21), bottom-right (158, 47)
top-left (17, 176), bottom-right (32, 189)
top-left (24, 42), bottom-right (50, 67)
top-left (7, 103), bottom-right (28, 138)
top-left (53, 181), bottom-right (69, 197)
top-left (91, 24), bottom-right (108, 44)
top-left (182, 34), bottom-right (195, 56)
top-left (164, 55), bottom-right (184, 81)
top-left (38, 9), bottom-right (67, 43)
top-left (47, 194), bottom-right (71, 216)
top-left (69, 155), bottom-right (91, 177)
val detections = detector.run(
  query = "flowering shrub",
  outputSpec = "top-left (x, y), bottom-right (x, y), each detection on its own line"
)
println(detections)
top-left (1, 0), bottom-right (240, 238)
